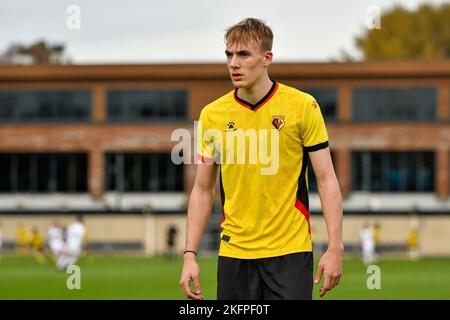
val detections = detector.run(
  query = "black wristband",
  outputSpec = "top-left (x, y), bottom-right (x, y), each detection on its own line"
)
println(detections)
top-left (184, 250), bottom-right (197, 256)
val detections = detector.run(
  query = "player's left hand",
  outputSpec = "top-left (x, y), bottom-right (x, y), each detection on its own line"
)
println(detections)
top-left (314, 247), bottom-right (343, 297)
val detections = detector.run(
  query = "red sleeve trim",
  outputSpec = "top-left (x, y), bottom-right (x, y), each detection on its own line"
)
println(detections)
top-left (295, 198), bottom-right (311, 235)
top-left (197, 154), bottom-right (216, 164)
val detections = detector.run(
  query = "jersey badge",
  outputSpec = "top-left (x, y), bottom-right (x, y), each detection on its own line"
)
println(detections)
top-left (271, 115), bottom-right (285, 130)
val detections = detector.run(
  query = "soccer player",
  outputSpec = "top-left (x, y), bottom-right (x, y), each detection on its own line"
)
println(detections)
top-left (406, 207), bottom-right (420, 261)
top-left (0, 222), bottom-right (3, 261)
top-left (16, 223), bottom-right (29, 255)
top-left (372, 222), bottom-right (381, 261)
top-left (166, 223), bottom-right (178, 260)
top-left (57, 215), bottom-right (86, 270)
top-left (406, 226), bottom-right (419, 261)
top-left (47, 221), bottom-right (64, 262)
top-left (29, 226), bottom-right (46, 264)
top-left (360, 223), bottom-right (375, 266)
top-left (180, 18), bottom-right (343, 300)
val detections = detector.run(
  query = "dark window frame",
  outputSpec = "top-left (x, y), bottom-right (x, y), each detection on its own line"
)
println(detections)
top-left (0, 89), bottom-right (93, 123)
top-left (352, 87), bottom-right (437, 122)
top-left (0, 152), bottom-right (88, 193)
top-left (352, 151), bottom-right (435, 192)
top-left (105, 152), bottom-right (184, 192)
top-left (106, 88), bottom-right (189, 122)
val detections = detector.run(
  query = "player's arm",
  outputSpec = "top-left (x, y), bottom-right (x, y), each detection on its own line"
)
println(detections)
top-left (179, 162), bottom-right (218, 300)
top-left (309, 147), bottom-right (344, 297)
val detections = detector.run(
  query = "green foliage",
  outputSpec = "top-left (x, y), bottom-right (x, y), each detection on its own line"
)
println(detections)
top-left (355, 4), bottom-right (450, 60)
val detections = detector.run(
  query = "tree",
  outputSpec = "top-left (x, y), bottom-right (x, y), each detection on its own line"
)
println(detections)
top-left (348, 4), bottom-right (450, 61)
top-left (0, 40), bottom-right (70, 65)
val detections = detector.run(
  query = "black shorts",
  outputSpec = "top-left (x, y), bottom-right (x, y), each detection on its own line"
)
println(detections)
top-left (217, 252), bottom-right (313, 300)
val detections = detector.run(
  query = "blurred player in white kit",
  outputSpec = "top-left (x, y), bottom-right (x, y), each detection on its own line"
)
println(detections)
top-left (57, 215), bottom-right (85, 271)
top-left (360, 223), bottom-right (375, 266)
top-left (0, 222), bottom-right (3, 261)
top-left (47, 220), bottom-right (64, 262)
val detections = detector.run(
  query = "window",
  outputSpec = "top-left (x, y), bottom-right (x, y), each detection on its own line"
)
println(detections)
top-left (352, 87), bottom-right (436, 121)
top-left (299, 87), bottom-right (337, 121)
top-left (105, 153), bottom-right (184, 192)
top-left (0, 153), bottom-right (87, 193)
top-left (107, 89), bottom-right (188, 121)
top-left (352, 152), bottom-right (434, 192)
top-left (0, 90), bottom-right (92, 122)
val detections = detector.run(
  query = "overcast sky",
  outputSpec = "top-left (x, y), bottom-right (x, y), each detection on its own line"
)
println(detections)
top-left (1, 0), bottom-right (448, 64)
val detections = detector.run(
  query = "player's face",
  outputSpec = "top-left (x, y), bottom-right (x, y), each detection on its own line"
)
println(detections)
top-left (225, 41), bottom-right (272, 89)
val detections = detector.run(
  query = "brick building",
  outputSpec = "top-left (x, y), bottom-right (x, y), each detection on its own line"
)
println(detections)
top-left (0, 61), bottom-right (449, 215)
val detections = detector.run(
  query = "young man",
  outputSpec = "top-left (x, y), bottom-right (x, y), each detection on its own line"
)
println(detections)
top-left (360, 223), bottom-right (375, 267)
top-left (57, 215), bottom-right (86, 270)
top-left (29, 226), bottom-right (46, 264)
top-left (0, 222), bottom-right (3, 261)
top-left (16, 223), bottom-right (29, 255)
top-left (179, 18), bottom-right (343, 300)
top-left (47, 220), bottom-right (64, 262)
top-left (166, 223), bottom-right (178, 260)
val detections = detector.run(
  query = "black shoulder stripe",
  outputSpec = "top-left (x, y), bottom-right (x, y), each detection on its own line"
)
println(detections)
top-left (304, 141), bottom-right (329, 152)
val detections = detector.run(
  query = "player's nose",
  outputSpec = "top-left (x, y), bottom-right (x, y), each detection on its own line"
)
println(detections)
top-left (229, 55), bottom-right (239, 69)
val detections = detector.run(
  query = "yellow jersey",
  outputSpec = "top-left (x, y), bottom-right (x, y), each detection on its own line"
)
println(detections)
top-left (407, 230), bottom-right (418, 248)
top-left (197, 81), bottom-right (329, 259)
top-left (29, 233), bottom-right (44, 250)
top-left (373, 227), bottom-right (381, 243)
top-left (17, 226), bottom-right (29, 246)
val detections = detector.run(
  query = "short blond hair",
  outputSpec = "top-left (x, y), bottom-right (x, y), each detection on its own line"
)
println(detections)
top-left (224, 18), bottom-right (273, 52)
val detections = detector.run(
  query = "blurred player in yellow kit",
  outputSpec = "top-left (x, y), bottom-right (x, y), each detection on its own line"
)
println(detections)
top-left (372, 222), bottom-right (381, 262)
top-left (406, 227), bottom-right (419, 261)
top-left (29, 226), bottom-right (46, 264)
top-left (16, 223), bottom-right (29, 255)
top-left (0, 222), bottom-right (3, 261)
top-left (406, 208), bottom-right (420, 261)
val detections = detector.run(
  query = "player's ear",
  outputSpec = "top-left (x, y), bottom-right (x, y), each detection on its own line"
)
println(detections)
top-left (264, 51), bottom-right (273, 66)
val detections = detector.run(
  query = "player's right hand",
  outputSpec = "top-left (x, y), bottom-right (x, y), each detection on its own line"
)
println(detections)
top-left (179, 255), bottom-right (204, 300)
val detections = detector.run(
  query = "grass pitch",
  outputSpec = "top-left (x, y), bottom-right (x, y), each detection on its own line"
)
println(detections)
top-left (0, 253), bottom-right (449, 300)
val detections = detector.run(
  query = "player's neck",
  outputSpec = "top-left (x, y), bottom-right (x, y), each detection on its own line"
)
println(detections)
top-left (237, 76), bottom-right (273, 105)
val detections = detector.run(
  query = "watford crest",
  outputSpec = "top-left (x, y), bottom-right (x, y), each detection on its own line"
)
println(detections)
top-left (271, 115), bottom-right (285, 130)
